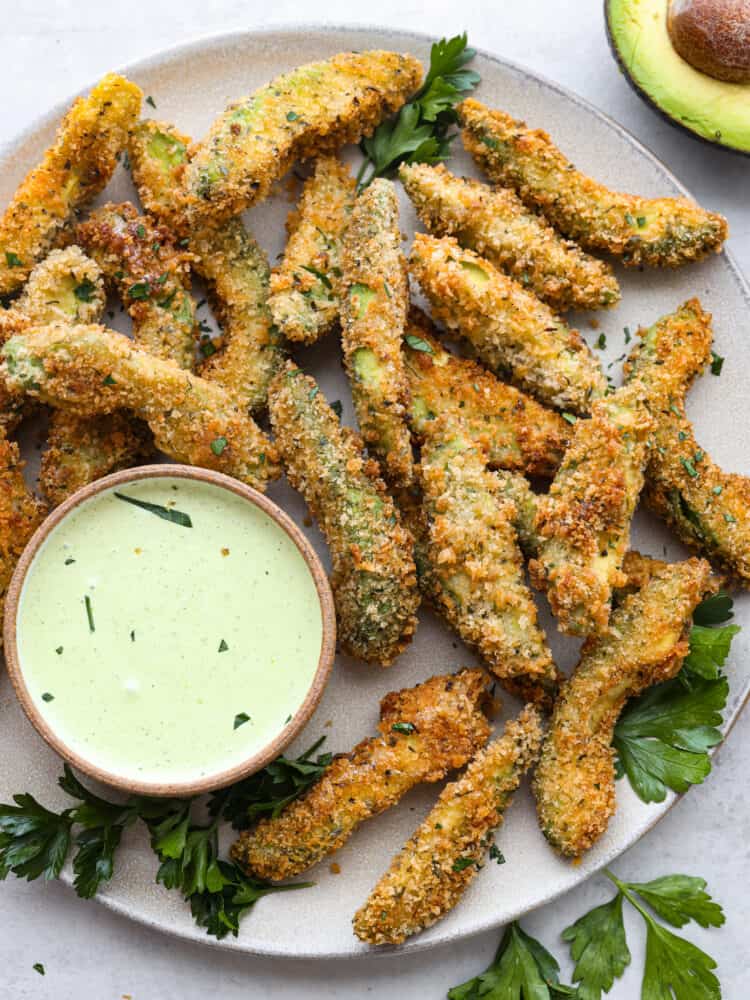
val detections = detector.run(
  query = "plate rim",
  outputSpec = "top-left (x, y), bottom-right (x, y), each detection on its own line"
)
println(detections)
top-left (2, 21), bottom-right (749, 961)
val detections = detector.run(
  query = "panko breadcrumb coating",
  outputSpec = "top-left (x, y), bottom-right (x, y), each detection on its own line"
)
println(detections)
top-left (231, 668), bottom-right (491, 880)
top-left (354, 704), bottom-right (543, 945)
top-left (0, 433), bottom-right (46, 641)
top-left (1, 324), bottom-right (279, 492)
top-left (625, 299), bottom-right (750, 586)
top-left (181, 51), bottom-right (422, 224)
top-left (0, 246), bottom-right (108, 432)
top-left (129, 120), bottom-right (286, 413)
top-left (403, 308), bottom-right (570, 478)
top-left (534, 558), bottom-right (713, 857)
top-left (0, 73), bottom-right (141, 297)
top-left (400, 162), bottom-right (619, 312)
top-left (76, 202), bottom-right (198, 369)
top-left (419, 420), bottom-right (559, 707)
top-left (531, 382), bottom-right (654, 636)
top-left (269, 156), bottom-right (355, 344)
top-left (341, 179), bottom-right (413, 486)
top-left (460, 99), bottom-right (728, 268)
top-left (268, 362), bottom-right (418, 665)
top-left (409, 234), bottom-right (605, 415)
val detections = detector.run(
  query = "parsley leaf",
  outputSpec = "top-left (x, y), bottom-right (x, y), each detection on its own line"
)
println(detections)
top-left (642, 920), bottom-right (720, 1000)
top-left (682, 623), bottom-right (739, 680)
top-left (357, 33), bottom-right (480, 188)
top-left (208, 736), bottom-right (331, 828)
top-left (404, 333), bottom-right (434, 354)
top-left (448, 922), bottom-right (577, 999)
top-left (562, 893), bottom-right (630, 1000)
top-left (0, 794), bottom-right (72, 882)
top-left (74, 277), bottom-right (97, 302)
top-left (626, 874), bottom-right (725, 929)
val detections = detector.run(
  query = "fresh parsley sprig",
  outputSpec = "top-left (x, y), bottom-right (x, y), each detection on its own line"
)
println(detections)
top-left (563, 869), bottom-right (724, 1000)
top-left (613, 592), bottom-right (738, 803)
top-left (0, 740), bottom-right (330, 938)
top-left (356, 33), bottom-right (480, 189)
top-left (449, 868), bottom-right (724, 1000)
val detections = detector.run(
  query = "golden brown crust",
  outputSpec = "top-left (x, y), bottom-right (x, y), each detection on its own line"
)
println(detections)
top-left (419, 420), bottom-right (560, 707)
top-left (625, 298), bottom-right (750, 586)
top-left (354, 705), bottom-right (544, 945)
top-left (269, 156), bottom-right (355, 344)
top-left (530, 384), bottom-right (654, 636)
top-left (0, 74), bottom-right (141, 296)
top-left (340, 179), bottom-right (413, 486)
top-left (409, 234), bottom-right (605, 415)
top-left (75, 202), bottom-right (197, 369)
top-left (460, 98), bottom-right (728, 267)
top-left (534, 558), bottom-right (713, 857)
top-left (129, 120), bottom-right (286, 414)
top-left (268, 361), bottom-right (419, 665)
top-left (231, 669), bottom-right (491, 880)
top-left (2, 323), bottom-right (279, 492)
top-left (404, 307), bottom-right (571, 478)
top-left (181, 51), bottom-right (422, 225)
top-left (400, 162), bottom-right (619, 312)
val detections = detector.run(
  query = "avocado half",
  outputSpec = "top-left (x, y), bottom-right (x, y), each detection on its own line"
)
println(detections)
top-left (605, 0), bottom-right (750, 155)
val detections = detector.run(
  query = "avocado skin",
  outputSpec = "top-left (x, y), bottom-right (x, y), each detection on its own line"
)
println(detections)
top-left (604, 0), bottom-right (750, 158)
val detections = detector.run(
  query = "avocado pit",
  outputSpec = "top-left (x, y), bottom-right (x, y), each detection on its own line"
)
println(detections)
top-left (668, 0), bottom-right (750, 83)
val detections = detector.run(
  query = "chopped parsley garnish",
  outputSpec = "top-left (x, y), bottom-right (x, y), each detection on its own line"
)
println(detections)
top-left (330, 400), bottom-right (343, 419)
top-left (210, 436), bottom-right (228, 456)
top-left (136, 223), bottom-right (146, 239)
top-left (404, 333), bottom-right (434, 354)
top-left (595, 332), bottom-right (607, 350)
top-left (710, 350), bottom-right (724, 376)
top-left (146, 95), bottom-right (156, 108)
top-left (64, 557), bottom-right (75, 565)
top-left (624, 326), bottom-right (632, 343)
top-left (55, 647), bottom-right (63, 656)
top-left (452, 857), bottom-right (477, 872)
top-left (127, 280), bottom-right (150, 300)
top-left (357, 33), bottom-right (480, 189)
top-left (681, 456), bottom-right (698, 478)
top-left (114, 492), bottom-right (193, 528)
top-left (488, 844), bottom-right (505, 865)
top-left (130, 630), bottom-right (135, 642)
top-left (102, 375), bottom-right (116, 386)
top-left (233, 712), bottom-right (250, 730)
top-left (286, 110), bottom-right (298, 121)
top-left (636, 215), bottom-right (647, 227)
top-left (218, 639), bottom-right (229, 653)
top-left (5, 251), bottom-right (22, 267)
top-left (41, 692), bottom-right (54, 702)
top-left (561, 412), bottom-right (577, 425)
top-left (391, 721), bottom-right (416, 735)
top-left (74, 277), bottom-right (97, 302)
top-left (301, 265), bottom-right (331, 288)
top-left (84, 595), bottom-right (95, 633)
top-left (32, 963), bottom-right (45, 976)
top-left (308, 387), bottom-right (319, 401)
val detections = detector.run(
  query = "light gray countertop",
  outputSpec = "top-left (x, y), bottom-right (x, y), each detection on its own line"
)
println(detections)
top-left (1, 1), bottom-right (748, 996)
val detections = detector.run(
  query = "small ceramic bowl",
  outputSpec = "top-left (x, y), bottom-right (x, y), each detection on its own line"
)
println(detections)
top-left (3, 464), bottom-right (336, 798)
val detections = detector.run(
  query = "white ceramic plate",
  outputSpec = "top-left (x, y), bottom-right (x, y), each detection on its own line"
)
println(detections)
top-left (1, 25), bottom-right (748, 961)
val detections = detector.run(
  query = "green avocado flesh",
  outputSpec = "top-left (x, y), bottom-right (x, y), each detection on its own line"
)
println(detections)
top-left (607, 0), bottom-right (750, 154)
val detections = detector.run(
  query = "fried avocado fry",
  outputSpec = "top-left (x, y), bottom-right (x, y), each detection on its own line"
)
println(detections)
top-left (0, 433), bottom-right (46, 639)
top-left (341, 179), bottom-right (413, 485)
top-left (530, 383), bottom-right (654, 636)
top-left (231, 669), bottom-right (491, 880)
top-left (76, 202), bottom-right (197, 369)
top-left (181, 51), bottom-right (422, 224)
top-left (354, 705), bottom-right (544, 945)
top-left (41, 412), bottom-right (153, 508)
top-left (2, 324), bottom-right (279, 492)
top-left (404, 308), bottom-right (570, 478)
top-left (420, 420), bottom-right (559, 706)
top-left (625, 299), bottom-right (750, 585)
top-left (534, 558), bottom-right (712, 857)
top-left (0, 246), bottom-right (108, 431)
top-left (269, 156), bottom-right (355, 344)
top-left (0, 74), bottom-right (141, 297)
top-left (409, 234), bottom-right (605, 415)
top-left (268, 362), bottom-right (419, 665)
top-left (14, 245), bottom-right (154, 504)
top-left (460, 99), bottom-right (728, 268)
top-left (400, 163), bottom-right (619, 312)
top-left (129, 120), bottom-right (286, 413)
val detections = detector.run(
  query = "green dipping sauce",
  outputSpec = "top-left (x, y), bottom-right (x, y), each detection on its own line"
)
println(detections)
top-left (17, 475), bottom-right (324, 788)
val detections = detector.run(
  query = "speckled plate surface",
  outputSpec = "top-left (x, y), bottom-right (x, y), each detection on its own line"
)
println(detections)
top-left (1, 24), bottom-right (748, 960)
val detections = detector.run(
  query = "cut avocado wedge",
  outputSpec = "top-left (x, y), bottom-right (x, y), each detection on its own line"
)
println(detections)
top-left (606, 0), bottom-right (750, 154)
